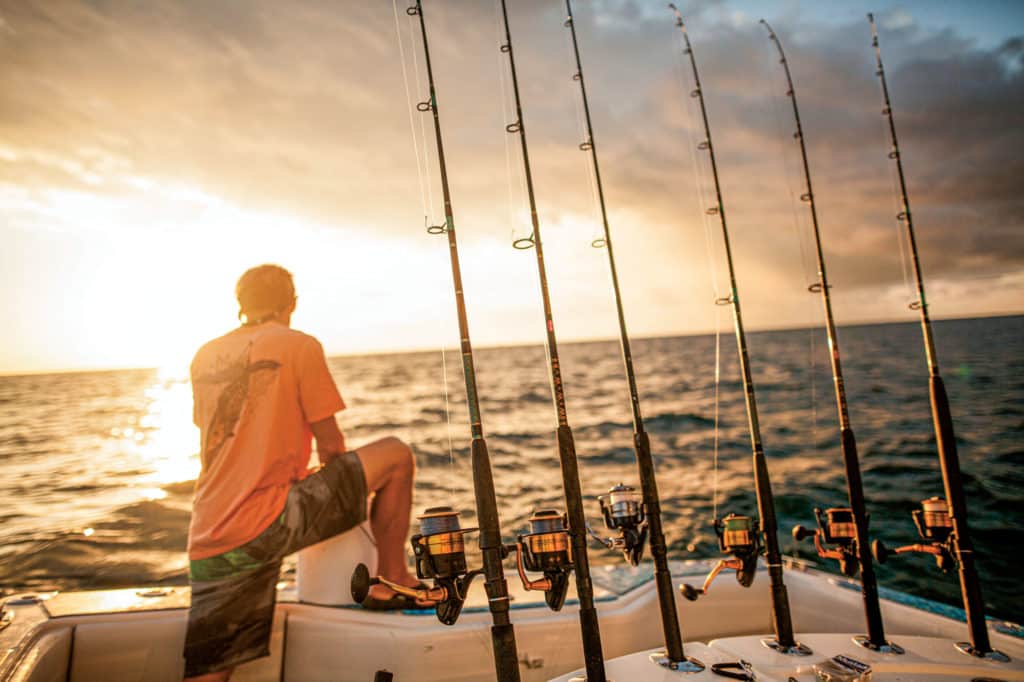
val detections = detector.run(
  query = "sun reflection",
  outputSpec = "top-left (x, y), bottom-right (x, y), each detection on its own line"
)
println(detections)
top-left (112, 376), bottom-right (201, 487)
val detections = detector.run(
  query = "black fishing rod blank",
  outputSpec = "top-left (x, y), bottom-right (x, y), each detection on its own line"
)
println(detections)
top-left (759, 18), bottom-right (902, 655)
top-left (563, 0), bottom-right (703, 673)
top-left (864, 14), bottom-right (1008, 662)
top-left (351, 3), bottom-right (521, 680)
top-left (669, 5), bottom-right (808, 656)
top-left (496, 1), bottom-right (607, 679)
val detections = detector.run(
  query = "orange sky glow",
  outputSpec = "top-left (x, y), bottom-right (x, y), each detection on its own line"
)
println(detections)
top-left (1, 1), bottom-right (1021, 374)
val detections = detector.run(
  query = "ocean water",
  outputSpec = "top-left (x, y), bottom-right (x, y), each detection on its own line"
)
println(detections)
top-left (1, 315), bottom-right (1021, 625)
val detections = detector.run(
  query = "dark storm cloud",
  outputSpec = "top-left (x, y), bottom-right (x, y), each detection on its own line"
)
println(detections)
top-left (557, 8), bottom-right (1024, 291)
top-left (0, 1), bottom-right (1020, 303)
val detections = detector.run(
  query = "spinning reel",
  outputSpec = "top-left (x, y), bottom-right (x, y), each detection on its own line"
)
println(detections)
top-left (793, 507), bottom-right (860, 577)
top-left (872, 497), bottom-right (956, 572)
top-left (589, 483), bottom-right (647, 566)
top-left (510, 509), bottom-right (573, 611)
top-left (351, 506), bottom-right (481, 625)
top-left (680, 513), bottom-right (761, 601)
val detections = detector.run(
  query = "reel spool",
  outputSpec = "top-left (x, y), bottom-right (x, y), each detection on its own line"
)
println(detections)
top-left (680, 513), bottom-right (761, 601)
top-left (594, 483), bottom-right (647, 566)
top-left (872, 497), bottom-right (956, 572)
top-left (513, 509), bottom-right (573, 611)
top-left (913, 496), bottom-right (953, 542)
top-left (792, 507), bottom-right (860, 577)
top-left (350, 506), bottom-right (482, 626)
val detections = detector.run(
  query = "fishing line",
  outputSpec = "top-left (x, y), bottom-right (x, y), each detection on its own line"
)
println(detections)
top-left (712, 308), bottom-right (721, 519)
top-left (562, 23), bottom-right (604, 247)
top-left (866, 15), bottom-right (1002, 656)
top-left (762, 18), bottom-right (896, 649)
top-left (673, 23), bottom-right (725, 518)
top-left (497, 13), bottom-right (518, 244)
top-left (564, 0), bottom-right (697, 667)
top-left (440, 346), bottom-right (457, 501)
top-left (671, 8), bottom-right (803, 652)
top-left (497, 3), bottom-right (608, 674)
top-left (394, 0), bottom-right (456, 498)
top-left (491, 0), bottom-right (555, 420)
top-left (405, 6), bottom-right (436, 222)
top-left (766, 65), bottom-right (813, 285)
top-left (491, 0), bottom-right (556, 440)
top-left (388, 4), bottom-right (523, 673)
top-left (761, 34), bottom-right (820, 452)
top-left (393, 0), bottom-right (429, 225)
top-left (492, 0), bottom-right (529, 244)
top-left (810, 323), bottom-right (817, 451)
top-left (879, 106), bottom-right (914, 301)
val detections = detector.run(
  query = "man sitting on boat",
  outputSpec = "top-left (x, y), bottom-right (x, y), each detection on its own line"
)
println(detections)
top-left (183, 264), bottom-right (431, 682)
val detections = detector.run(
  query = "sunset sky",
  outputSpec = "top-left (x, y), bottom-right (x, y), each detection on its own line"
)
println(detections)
top-left (1, 0), bottom-right (1022, 374)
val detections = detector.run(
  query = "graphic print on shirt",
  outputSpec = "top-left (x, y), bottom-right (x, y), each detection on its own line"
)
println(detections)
top-left (196, 345), bottom-right (281, 469)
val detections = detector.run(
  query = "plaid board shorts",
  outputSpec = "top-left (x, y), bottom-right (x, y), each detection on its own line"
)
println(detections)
top-left (184, 451), bottom-right (368, 678)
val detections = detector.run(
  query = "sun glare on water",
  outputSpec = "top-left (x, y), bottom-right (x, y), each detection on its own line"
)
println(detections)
top-left (136, 376), bottom-right (202, 486)
top-left (109, 371), bottom-right (202, 491)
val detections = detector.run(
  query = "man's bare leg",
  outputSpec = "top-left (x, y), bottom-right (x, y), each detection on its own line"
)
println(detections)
top-left (354, 436), bottom-right (422, 599)
top-left (184, 668), bottom-right (233, 682)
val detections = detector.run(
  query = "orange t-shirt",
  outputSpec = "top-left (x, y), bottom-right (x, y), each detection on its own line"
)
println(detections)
top-left (187, 321), bottom-right (344, 560)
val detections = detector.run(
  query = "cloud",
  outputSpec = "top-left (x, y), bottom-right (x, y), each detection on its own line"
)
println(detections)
top-left (0, 0), bottom-right (1021, 360)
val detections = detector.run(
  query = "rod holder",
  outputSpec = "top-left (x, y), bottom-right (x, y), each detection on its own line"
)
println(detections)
top-left (350, 506), bottom-right (482, 626)
top-left (681, 514), bottom-right (760, 601)
top-left (592, 483), bottom-right (647, 566)
top-left (511, 509), bottom-right (573, 611)
top-left (792, 507), bottom-right (860, 577)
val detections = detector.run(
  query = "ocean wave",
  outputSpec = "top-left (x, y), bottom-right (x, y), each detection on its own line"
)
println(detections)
top-left (0, 316), bottom-right (1021, 623)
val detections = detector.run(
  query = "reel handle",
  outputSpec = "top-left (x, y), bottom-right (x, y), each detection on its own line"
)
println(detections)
top-left (350, 563), bottom-right (449, 604)
top-left (351, 563), bottom-right (377, 603)
top-left (679, 557), bottom-right (742, 601)
top-left (680, 583), bottom-right (704, 602)
top-left (875, 539), bottom-right (954, 572)
top-left (792, 524), bottom-right (817, 542)
top-left (872, 539), bottom-right (889, 564)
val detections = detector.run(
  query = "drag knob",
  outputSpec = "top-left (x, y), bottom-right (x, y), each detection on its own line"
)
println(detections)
top-left (351, 563), bottom-right (374, 603)
top-left (792, 525), bottom-right (816, 542)
top-left (872, 539), bottom-right (889, 564)
top-left (680, 583), bottom-right (702, 602)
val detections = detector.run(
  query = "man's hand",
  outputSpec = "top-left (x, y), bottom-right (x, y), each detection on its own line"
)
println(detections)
top-left (310, 416), bottom-right (347, 465)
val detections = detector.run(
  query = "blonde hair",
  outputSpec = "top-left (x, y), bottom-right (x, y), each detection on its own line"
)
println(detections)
top-left (235, 264), bottom-right (295, 324)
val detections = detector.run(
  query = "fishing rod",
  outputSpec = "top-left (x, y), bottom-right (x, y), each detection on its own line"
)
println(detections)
top-left (351, 3), bottom-right (521, 680)
top-left (759, 19), bottom-right (902, 654)
top-left (669, 6), bottom-right (808, 657)
top-left (865, 14), bottom-right (1008, 662)
top-left (563, 0), bottom-right (703, 673)
top-left (496, 1), bottom-right (607, 679)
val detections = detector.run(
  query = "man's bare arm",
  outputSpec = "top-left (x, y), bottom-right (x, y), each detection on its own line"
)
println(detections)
top-left (310, 416), bottom-right (347, 465)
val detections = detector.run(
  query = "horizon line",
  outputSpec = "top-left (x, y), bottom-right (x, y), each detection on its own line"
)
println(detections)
top-left (1, 309), bottom-right (1019, 378)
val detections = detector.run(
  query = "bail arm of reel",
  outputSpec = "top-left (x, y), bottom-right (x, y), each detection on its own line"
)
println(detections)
top-left (681, 514), bottom-right (760, 601)
top-left (792, 507), bottom-right (861, 577)
top-left (589, 483), bottom-right (647, 566)
top-left (872, 497), bottom-right (957, 572)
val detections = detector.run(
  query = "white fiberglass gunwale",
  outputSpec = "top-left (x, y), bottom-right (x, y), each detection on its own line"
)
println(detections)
top-left (1, 558), bottom-right (1021, 682)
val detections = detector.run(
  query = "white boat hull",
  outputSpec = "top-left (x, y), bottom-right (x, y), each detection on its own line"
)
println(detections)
top-left (1, 559), bottom-right (1020, 682)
